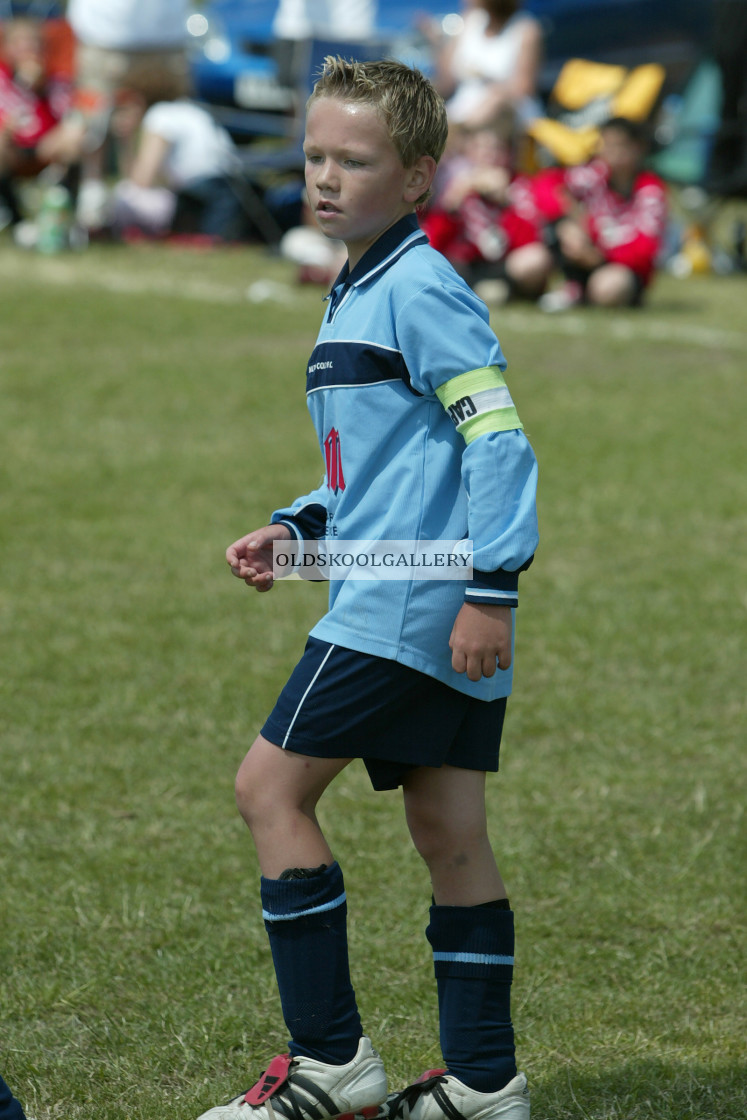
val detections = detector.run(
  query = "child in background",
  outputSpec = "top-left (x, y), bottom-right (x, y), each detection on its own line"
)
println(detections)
top-left (530, 116), bottom-right (668, 311)
top-left (109, 92), bottom-right (246, 242)
top-left (0, 17), bottom-right (75, 223)
top-left (421, 118), bottom-right (545, 302)
top-left (202, 56), bottom-right (537, 1120)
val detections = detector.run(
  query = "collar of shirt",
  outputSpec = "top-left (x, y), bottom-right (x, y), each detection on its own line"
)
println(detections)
top-left (325, 213), bottom-right (427, 319)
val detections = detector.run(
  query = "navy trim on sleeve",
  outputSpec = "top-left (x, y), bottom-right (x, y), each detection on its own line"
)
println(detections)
top-left (273, 503), bottom-right (328, 542)
top-left (465, 556), bottom-right (534, 607)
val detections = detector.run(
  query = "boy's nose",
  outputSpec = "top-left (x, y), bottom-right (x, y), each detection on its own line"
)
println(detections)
top-left (313, 160), bottom-right (339, 191)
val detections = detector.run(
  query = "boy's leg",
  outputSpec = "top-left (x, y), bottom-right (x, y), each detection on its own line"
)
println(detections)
top-left (396, 765), bottom-right (529, 1118)
top-left (235, 735), bottom-right (348, 878)
top-left (197, 737), bottom-right (387, 1118)
top-left (402, 765), bottom-right (505, 907)
top-left (236, 736), bottom-right (363, 1063)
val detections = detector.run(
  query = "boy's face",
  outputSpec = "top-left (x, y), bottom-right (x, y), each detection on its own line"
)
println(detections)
top-left (304, 96), bottom-right (435, 270)
top-left (4, 21), bottom-right (44, 86)
top-left (599, 126), bottom-right (642, 184)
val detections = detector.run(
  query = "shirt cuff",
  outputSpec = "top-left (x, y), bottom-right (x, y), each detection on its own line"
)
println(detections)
top-left (271, 502), bottom-right (327, 542)
top-left (465, 557), bottom-right (534, 607)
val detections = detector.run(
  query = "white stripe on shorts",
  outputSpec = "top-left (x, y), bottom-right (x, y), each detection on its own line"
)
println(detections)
top-left (282, 643), bottom-right (336, 749)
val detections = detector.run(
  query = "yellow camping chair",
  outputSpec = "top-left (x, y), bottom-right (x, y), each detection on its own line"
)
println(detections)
top-left (528, 58), bottom-right (666, 165)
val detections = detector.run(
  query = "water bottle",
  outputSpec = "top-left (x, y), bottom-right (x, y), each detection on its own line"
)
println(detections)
top-left (36, 185), bottom-right (73, 254)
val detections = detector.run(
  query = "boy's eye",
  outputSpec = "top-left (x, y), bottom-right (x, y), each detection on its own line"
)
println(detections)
top-left (345, 159), bottom-right (364, 169)
top-left (305, 153), bottom-right (323, 164)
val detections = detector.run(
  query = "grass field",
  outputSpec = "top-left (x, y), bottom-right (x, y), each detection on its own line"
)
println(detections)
top-left (1, 235), bottom-right (745, 1120)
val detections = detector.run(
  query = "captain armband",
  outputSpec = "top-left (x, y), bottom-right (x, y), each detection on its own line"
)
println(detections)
top-left (435, 366), bottom-right (523, 444)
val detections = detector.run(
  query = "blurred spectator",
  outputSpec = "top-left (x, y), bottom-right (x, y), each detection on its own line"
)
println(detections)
top-left (109, 95), bottom-right (246, 242)
top-left (430, 0), bottom-right (543, 131)
top-left (0, 1072), bottom-right (27, 1120)
top-left (421, 117), bottom-right (545, 302)
top-left (273, 0), bottom-right (376, 40)
top-left (527, 116), bottom-right (668, 311)
top-left (0, 16), bottom-right (75, 225)
top-left (64, 0), bottom-right (191, 228)
top-left (272, 0), bottom-right (377, 88)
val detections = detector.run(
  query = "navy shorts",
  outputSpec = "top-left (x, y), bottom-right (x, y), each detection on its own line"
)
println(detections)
top-left (261, 637), bottom-right (507, 791)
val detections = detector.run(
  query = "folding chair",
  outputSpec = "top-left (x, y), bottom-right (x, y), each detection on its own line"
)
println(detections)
top-left (649, 59), bottom-right (722, 186)
top-left (526, 58), bottom-right (666, 165)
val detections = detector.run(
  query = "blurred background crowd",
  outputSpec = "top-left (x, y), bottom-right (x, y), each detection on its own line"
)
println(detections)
top-left (0, 0), bottom-right (745, 310)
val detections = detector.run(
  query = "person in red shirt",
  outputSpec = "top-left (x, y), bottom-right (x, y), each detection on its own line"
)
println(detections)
top-left (525, 116), bottom-right (668, 310)
top-left (421, 121), bottom-right (546, 302)
top-left (0, 17), bottom-right (75, 224)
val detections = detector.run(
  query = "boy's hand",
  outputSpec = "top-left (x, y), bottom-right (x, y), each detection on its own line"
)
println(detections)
top-left (449, 602), bottom-right (513, 681)
top-left (226, 524), bottom-right (292, 592)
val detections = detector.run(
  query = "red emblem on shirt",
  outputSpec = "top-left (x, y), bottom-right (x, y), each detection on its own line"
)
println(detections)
top-left (324, 427), bottom-right (345, 494)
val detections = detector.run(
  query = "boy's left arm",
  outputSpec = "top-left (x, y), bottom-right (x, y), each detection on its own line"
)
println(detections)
top-left (398, 281), bottom-right (539, 682)
top-left (448, 426), bottom-right (539, 680)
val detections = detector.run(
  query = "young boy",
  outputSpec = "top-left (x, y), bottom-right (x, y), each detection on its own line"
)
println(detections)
top-left (201, 57), bottom-right (538, 1120)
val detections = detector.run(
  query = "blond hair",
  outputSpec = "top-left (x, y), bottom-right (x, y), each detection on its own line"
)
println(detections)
top-left (308, 56), bottom-right (448, 202)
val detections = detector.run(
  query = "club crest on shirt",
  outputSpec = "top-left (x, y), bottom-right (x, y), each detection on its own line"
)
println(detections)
top-left (324, 427), bottom-right (345, 494)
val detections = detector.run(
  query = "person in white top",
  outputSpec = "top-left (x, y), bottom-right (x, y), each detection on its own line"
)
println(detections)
top-left (66, 0), bottom-right (190, 51)
top-left (272, 0), bottom-right (377, 42)
top-left (111, 98), bottom-right (245, 240)
top-left (65, 0), bottom-right (192, 227)
top-left (272, 0), bottom-right (378, 89)
top-left (66, 0), bottom-right (190, 110)
top-left (434, 0), bottom-right (543, 129)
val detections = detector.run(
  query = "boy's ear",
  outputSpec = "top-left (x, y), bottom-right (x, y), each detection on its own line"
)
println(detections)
top-left (404, 155), bottom-right (438, 203)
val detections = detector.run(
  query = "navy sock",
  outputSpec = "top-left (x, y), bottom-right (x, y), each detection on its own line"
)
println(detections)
top-left (261, 861), bottom-right (362, 1064)
top-left (426, 903), bottom-right (517, 1092)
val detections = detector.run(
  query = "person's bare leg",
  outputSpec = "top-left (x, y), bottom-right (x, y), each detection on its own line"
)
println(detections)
top-left (505, 241), bottom-right (555, 299)
top-left (235, 734), bottom-right (351, 876)
top-left (403, 764), bottom-right (506, 904)
top-left (586, 262), bottom-right (637, 306)
top-left (403, 764), bottom-right (519, 1097)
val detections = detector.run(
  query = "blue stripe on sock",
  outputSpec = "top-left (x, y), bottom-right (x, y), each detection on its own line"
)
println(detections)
top-left (262, 891), bottom-right (347, 923)
top-left (433, 951), bottom-right (515, 966)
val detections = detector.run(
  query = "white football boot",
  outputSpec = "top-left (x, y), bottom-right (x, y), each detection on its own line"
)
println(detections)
top-left (382, 1069), bottom-right (530, 1120)
top-left (196, 1036), bottom-right (388, 1120)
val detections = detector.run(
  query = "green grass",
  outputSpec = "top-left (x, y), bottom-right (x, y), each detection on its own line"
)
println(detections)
top-left (1, 235), bottom-right (745, 1120)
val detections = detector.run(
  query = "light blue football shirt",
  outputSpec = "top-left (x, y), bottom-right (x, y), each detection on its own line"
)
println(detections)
top-left (272, 215), bottom-right (538, 699)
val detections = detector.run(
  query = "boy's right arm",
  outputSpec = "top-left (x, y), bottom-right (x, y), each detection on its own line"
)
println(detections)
top-left (226, 523), bottom-right (292, 592)
top-left (227, 481), bottom-right (331, 592)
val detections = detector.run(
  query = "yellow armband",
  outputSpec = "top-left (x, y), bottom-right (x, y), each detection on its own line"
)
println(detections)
top-left (435, 366), bottom-right (522, 444)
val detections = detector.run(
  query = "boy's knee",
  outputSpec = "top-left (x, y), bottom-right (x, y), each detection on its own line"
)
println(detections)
top-left (234, 740), bottom-right (269, 827)
top-left (234, 763), bottom-right (255, 825)
top-left (406, 802), bottom-right (462, 865)
top-left (407, 796), bottom-right (493, 876)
